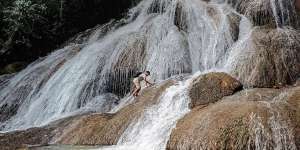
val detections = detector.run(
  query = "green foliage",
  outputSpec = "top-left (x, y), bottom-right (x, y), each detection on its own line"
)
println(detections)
top-left (0, 62), bottom-right (27, 75)
top-left (2, 0), bottom-right (46, 46)
top-left (0, 0), bottom-right (137, 72)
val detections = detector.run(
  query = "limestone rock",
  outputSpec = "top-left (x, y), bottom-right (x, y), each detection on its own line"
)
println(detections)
top-left (286, 86), bottom-right (300, 149)
top-left (168, 86), bottom-right (300, 150)
top-left (0, 113), bottom-right (111, 150)
top-left (0, 79), bottom-right (175, 149)
top-left (233, 0), bottom-right (298, 28)
top-left (188, 72), bottom-right (242, 108)
top-left (232, 28), bottom-right (300, 88)
top-left (68, 79), bottom-right (175, 145)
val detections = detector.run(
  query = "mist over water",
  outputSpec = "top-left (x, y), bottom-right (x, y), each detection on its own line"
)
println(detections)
top-left (0, 0), bottom-right (298, 149)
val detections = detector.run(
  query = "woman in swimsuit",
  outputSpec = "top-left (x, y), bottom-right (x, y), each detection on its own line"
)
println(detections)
top-left (132, 71), bottom-right (153, 97)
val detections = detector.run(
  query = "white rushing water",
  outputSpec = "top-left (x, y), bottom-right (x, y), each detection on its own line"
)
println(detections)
top-left (102, 77), bottom-right (193, 150)
top-left (248, 92), bottom-right (297, 150)
top-left (0, 0), bottom-right (243, 132)
top-left (0, 0), bottom-right (298, 149)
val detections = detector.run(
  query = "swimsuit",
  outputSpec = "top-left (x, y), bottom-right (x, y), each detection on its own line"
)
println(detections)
top-left (133, 74), bottom-right (146, 89)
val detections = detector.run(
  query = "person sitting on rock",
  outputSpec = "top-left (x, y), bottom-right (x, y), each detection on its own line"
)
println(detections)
top-left (132, 71), bottom-right (153, 97)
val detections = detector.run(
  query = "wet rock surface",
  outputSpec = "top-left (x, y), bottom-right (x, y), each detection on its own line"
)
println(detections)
top-left (0, 113), bottom-right (112, 150)
top-left (1, 72), bottom-right (300, 150)
top-left (230, 0), bottom-right (298, 28)
top-left (167, 86), bottom-right (300, 150)
top-left (0, 0), bottom-right (299, 149)
top-left (0, 79), bottom-right (175, 149)
top-left (232, 28), bottom-right (300, 88)
top-left (286, 87), bottom-right (300, 149)
top-left (0, 74), bottom-right (14, 90)
top-left (189, 72), bottom-right (242, 108)
top-left (104, 33), bottom-right (147, 97)
top-left (64, 79), bottom-right (175, 145)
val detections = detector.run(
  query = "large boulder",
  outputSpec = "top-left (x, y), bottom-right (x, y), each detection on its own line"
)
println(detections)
top-left (188, 72), bottom-right (242, 108)
top-left (56, 79), bottom-right (175, 145)
top-left (232, 0), bottom-right (298, 28)
top-left (0, 113), bottom-right (111, 150)
top-left (235, 0), bottom-right (275, 27)
top-left (0, 79), bottom-right (175, 149)
top-left (231, 28), bottom-right (300, 88)
top-left (167, 86), bottom-right (300, 150)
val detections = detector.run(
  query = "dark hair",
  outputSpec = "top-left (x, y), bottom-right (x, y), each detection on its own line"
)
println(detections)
top-left (134, 72), bottom-right (143, 78)
top-left (146, 71), bottom-right (150, 75)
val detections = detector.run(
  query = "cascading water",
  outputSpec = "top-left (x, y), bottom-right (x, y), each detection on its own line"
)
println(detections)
top-left (102, 77), bottom-right (193, 150)
top-left (248, 92), bottom-right (297, 150)
top-left (0, 0), bottom-right (299, 149)
top-left (0, 0), bottom-right (241, 132)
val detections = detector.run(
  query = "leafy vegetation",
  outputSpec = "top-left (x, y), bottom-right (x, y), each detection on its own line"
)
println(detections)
top-left (0, 0), bottom-right (139, 74)
top-left (1, 0), bottom-right (47, 54)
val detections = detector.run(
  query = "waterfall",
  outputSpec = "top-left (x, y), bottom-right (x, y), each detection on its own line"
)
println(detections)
top-left (102, 77), bottom-right (192, 150)
top-left (0, 0), bottom-right (242, 132)
top-left (0, 0), bottom-right (298, 149)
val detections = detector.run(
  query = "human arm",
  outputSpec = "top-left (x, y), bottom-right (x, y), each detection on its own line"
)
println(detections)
top-left (144, 76), bottom-right (154, 87)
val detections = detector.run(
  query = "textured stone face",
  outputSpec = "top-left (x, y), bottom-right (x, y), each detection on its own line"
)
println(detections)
top-left (168, 86), bottom-right (300, 150)
top-left (211, 0), bottom-right (299, 28)
top-left (0, 79), bottom-right (175, 149)
top-left (188, 72), bottom-right (242, 108)
top-left (287, 86), bottom-right (300, 148)
top-left (236, 0), bottom-right (275, 27)
top-left (232, 28), bottom-right (300, 88)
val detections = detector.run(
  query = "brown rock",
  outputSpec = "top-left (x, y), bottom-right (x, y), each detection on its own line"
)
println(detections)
top-left (227, 12), bottom-right (242, 42)
top-left (167, 87), bottom-right (300, 150)
top-left (232, 28), bottom-right (300, 88)
top-left (0, 113), bottom-right (108, 150)
top-left (63, 79), bottom-right (175, 145)
top-left (286, 87), bottom-right (300, 149)
top-left (206, 5), bottom-right (241, 42)
top-left (0, 122), bottom-right (59, 150)
top-left (295, 79), bottom-right (300, 86)
top-left (232, 0), bottom-right (298, 28)
top-left (0, 79), bottom-right (175, 149)
top-left (188, 72), bottom-right (242, 108)
top-left (236, 0), bottom-right (276, 27)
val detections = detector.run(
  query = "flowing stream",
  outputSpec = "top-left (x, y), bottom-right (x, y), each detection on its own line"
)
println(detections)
top-left (0, 0), bottom-right (298, 149)
top-left (103, 78), bottom-right (193, 150)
